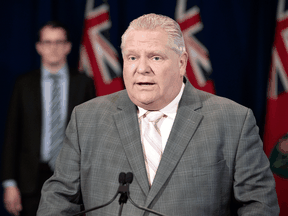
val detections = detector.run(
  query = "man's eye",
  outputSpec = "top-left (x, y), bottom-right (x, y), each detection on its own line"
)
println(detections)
top-left (153, 56), bottom-right (161, 61)
top-left (129, 56), bottom-right (136, 61)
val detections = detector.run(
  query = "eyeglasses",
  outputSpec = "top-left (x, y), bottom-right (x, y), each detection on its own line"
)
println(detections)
top-left (39, 40), bottom-right (68, 46)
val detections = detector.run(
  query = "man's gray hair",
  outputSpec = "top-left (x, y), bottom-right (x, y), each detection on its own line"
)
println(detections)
top-left (121, 13), bottom-right (186, 55)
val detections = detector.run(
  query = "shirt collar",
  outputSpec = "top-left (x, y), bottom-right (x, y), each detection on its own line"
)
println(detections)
top-left (41, 64), bottom-right (68, 79)
top-left (138, 83), bottom-right (185, 118)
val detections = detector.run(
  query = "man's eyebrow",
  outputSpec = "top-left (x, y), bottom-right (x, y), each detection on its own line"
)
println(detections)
top-left (122, 49), bottom-right (137, 55)
top-left (149, 50), bottom-right (165, 55)
top-left (148, 50), bottom-right (169, 58)
top-left (122, 49), bottom-right (168, 56)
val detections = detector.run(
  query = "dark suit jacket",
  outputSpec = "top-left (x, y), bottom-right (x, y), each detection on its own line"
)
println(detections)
top-left (1, 68), bottom-right (95, 194)
top-left (37, 79), bottom-right (279, 215)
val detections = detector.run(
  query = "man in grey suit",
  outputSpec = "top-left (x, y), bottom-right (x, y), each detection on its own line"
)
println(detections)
top-left (37, 14), bottom-right (279, 215)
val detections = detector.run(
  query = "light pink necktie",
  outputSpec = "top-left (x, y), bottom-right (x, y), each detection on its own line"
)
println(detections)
top-left (143, 111), bottom-right (164, 185)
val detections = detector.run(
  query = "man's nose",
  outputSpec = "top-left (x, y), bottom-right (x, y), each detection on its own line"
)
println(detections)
top-left (137, 58), bottom-right (151, 74)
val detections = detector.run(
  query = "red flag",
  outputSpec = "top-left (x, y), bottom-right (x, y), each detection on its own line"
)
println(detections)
top-left (79, 1), bottom-right (124, 96)
top-left (264, 0), bottom-right (288, 215)
top-left (175, 0), bottom-right (215, 94)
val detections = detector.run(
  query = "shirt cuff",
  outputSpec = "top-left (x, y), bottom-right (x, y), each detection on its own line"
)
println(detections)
top-left (2, 179), bottom-right (17, 188)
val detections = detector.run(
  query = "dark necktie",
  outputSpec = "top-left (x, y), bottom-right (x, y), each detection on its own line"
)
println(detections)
top-left (48, 74), bottom-right (65, 170)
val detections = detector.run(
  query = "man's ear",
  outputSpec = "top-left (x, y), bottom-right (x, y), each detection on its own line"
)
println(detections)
top-left (35, 42), bottom-right (42, 55)
top-left (65, 42), bottom-right (72, 55)
top-left (179, 51), bottom-right (188, 76)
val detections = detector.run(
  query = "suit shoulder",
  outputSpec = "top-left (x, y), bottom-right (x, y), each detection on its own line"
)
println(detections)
top-left (197, 89), bottom-right (249, 114)
top-left (16, 69), bottom-right (40, 82)
top-left (14, 69), bottom-right (40, 88)
top-left (75, 90), bottom-right (127, 111)
top-left (69, 69), bottom-right (92, 80)
top-left (193, 90), bottom-right (256, 131)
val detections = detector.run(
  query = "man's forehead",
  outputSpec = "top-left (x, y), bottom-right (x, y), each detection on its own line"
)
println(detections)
top-left (127, 28), bottom-right (167, 39)
top-left (40, 26), bottom-right (66, 39)
top-left (124, 40), bottom-right (166, 48)
top-left (122, 38), bottom-right (171, 54)
top-left (123, 29), bottom-right (169, 50)
top-left (42, 26), bottom-right (64, 33)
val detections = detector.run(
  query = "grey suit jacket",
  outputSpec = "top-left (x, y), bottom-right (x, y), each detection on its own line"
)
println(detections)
top-left (37, 80), bottom-right (279, 215)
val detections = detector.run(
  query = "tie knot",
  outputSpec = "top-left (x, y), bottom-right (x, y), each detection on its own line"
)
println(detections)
top-left (49, 74), bottom-right (60, 82)
top-left (146, 111), bottom-right (164, 123)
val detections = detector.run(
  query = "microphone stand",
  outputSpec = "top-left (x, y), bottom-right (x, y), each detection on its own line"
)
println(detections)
top-left (121, 173), bottom-right (167, 216)
top-left (117, 184), bottom-right (129, 216)
top-left (72, 192), bottom-right (119, 216)
top-left (72, 172), bottom-right (168, 216)
top-left (127, 193), bottom-right (167, 216)
top-left (72, 173), bottom-right (127, 216)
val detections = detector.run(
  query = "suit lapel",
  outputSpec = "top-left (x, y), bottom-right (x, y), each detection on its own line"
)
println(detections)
top-left (66, 69), bottom-right (81, 125)
top-left (34, 70), bottom-right (42, 116)
top-left (29, 70), bottom-right (43, 156)
top-left (113, 92), bottom-right (150, 196)
top-left (67, 68), bottom-right (74, 121)
top-left (145, 81), bottom-right (204, 207)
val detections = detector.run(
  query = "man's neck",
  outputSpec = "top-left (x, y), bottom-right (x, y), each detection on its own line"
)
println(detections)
top-left (43, 62), bottom-right (66, 74)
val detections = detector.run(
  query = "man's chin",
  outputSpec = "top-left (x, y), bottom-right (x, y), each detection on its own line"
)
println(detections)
top-left (135, 99), bottom-right (163, 110)
top-left (130, 97), bottom-right (153, 108)
top-left (48, 61), bottom-right (61, 67)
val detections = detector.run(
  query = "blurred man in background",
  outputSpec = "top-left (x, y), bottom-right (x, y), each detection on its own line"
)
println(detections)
top-left (1, 21), bottom-right (95, 216)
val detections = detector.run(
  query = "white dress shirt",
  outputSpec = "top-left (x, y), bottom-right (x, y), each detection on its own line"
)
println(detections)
top-left (138, 83), bottom-right (185, 153)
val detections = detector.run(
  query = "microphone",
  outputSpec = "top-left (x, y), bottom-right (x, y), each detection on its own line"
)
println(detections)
top-left (126, 172), bottom-right (133, 184)
top-left (118, 172), bottom-right (133, 204)
top-left (117, 172), bottom-right (135, 215)
top-left (72, 172), bottom-right (127, 216)
top-left (119, 172), bottom-right (126, 185)
top-left (117, 172), bottom-right (128, 216)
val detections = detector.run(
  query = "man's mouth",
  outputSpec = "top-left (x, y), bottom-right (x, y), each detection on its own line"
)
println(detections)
top-left (137, 82), bottom-right (155, 85)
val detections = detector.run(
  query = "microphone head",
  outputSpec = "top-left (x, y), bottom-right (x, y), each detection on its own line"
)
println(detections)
top-left (119, 172), bottom-right (126, 184)
top-left (126, 172), bottom-right (133, 184)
